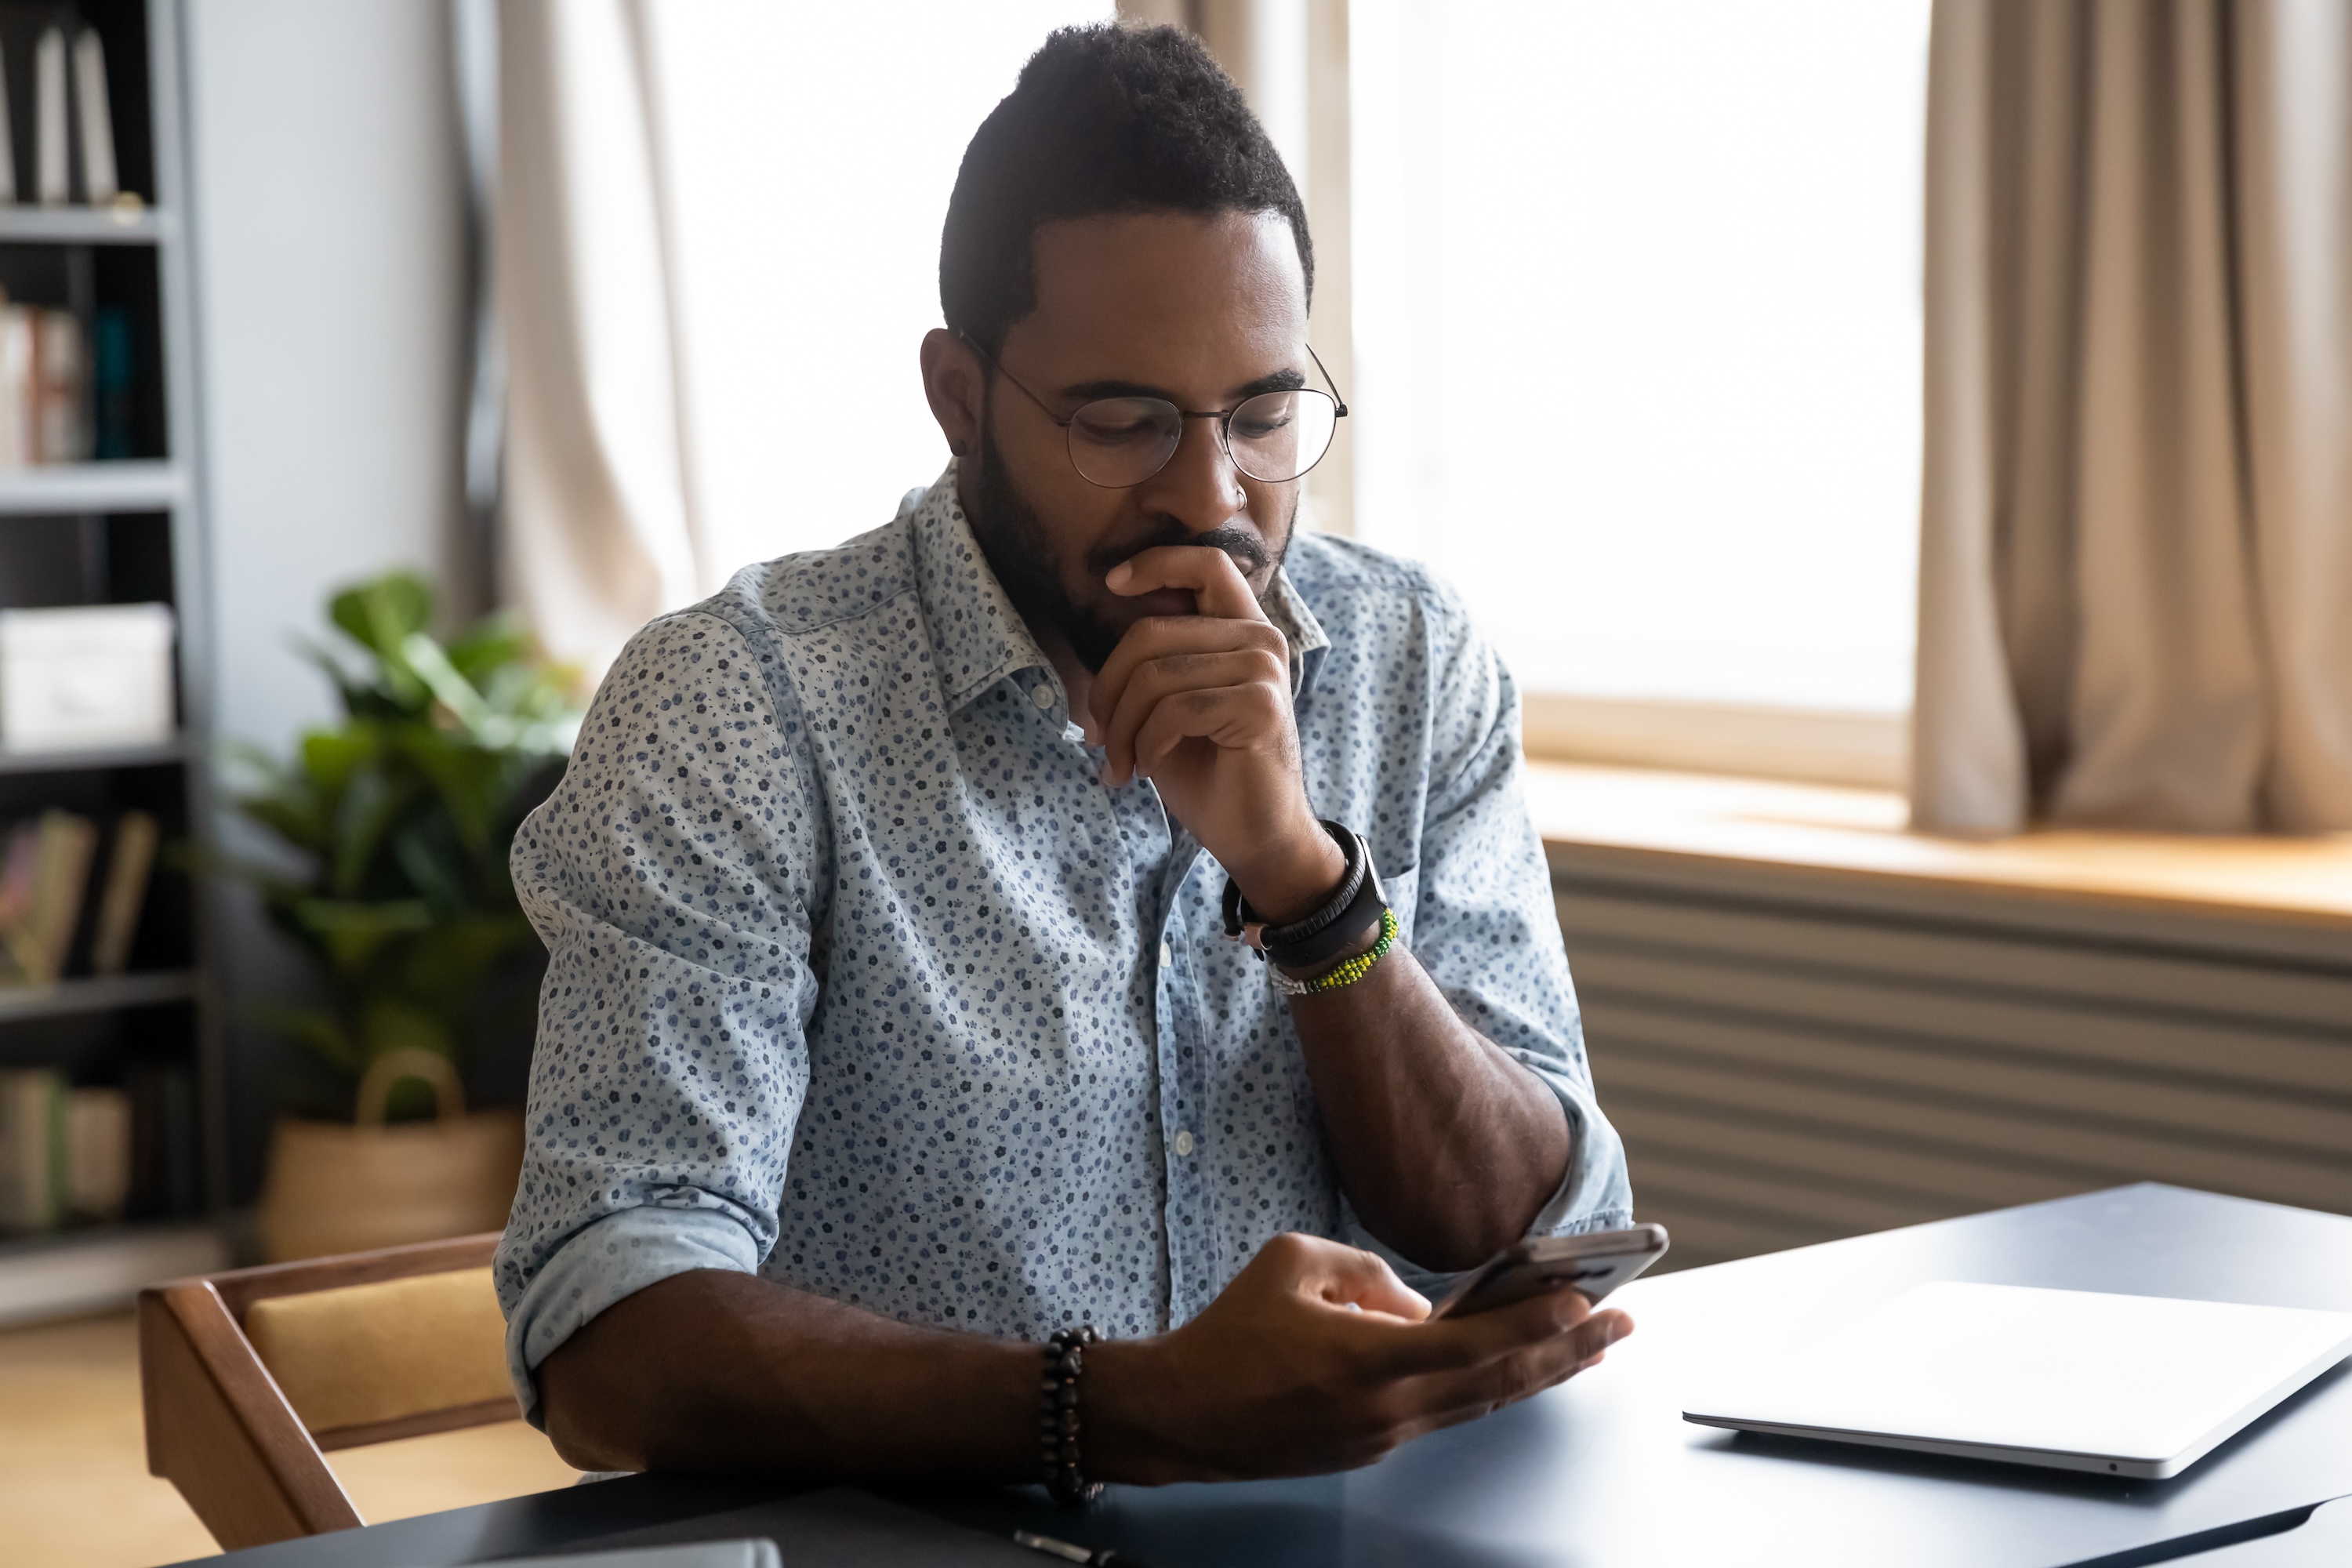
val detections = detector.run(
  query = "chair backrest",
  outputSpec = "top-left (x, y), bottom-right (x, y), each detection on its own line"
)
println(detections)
top-left (138, 1231), bottom-right (514, 1552)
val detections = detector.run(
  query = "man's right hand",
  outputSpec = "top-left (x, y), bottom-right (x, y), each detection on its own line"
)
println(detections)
top-left (1085, 1232), bottom-right (1632, 1484)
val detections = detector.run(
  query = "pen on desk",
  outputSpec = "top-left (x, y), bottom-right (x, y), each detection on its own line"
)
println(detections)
top-left (1012, 1526), bottom-right (1156, 1566)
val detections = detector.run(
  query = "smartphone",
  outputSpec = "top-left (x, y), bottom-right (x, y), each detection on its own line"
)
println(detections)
top-left (1428, 1224), bottom-right (1671, 1319)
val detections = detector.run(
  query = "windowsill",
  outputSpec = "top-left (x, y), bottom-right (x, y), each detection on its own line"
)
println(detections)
top-left (1525, 760), bottom-right (2352, 936)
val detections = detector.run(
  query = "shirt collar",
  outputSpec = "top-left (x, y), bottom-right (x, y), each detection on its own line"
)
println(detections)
top-left (907, 462), bottom-right (1334, 711)
top-left (908, 466), bottom-right (1056, 713)
top-left (1266, 558), bottom-right (1332, 700)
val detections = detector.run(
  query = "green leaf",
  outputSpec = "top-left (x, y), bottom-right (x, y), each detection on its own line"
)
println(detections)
top-left (207, 567), bottom-right (585, 1118)
top-left (399, 732), bottom-right (506, 855)
top-left (299, 726), bottom-right (378, 796)
top-left (326, 762), bottom-right (422, 898)
top-left (234, 796), bottom-right (329, 857)
top-left (292, 895), bottom-right (435, 974)
top-left (330, 572), bottom-right (434, 657)
top-left (402, 631), bottom-right (497, 738)
top-left (328, 574), bottom-right (434, 709)
top-left (253, 1002), bottom-right (365, 1075)
top-left (390, 818), bottom-right (469, 917)
top-left (445, 612), bottom-right (532, 684)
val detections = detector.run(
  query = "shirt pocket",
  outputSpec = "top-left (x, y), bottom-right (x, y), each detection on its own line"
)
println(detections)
top-left (1378, 861), bottom-right (1420, 950)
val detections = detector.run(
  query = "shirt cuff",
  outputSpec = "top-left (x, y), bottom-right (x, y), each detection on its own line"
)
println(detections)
top-left (1346, 1053), bottom-right (1634, 1303)
top-left (503, 1205), bottom-right (760, 1428)
top-left (1514, 1051), bottom-right (1635, 1239)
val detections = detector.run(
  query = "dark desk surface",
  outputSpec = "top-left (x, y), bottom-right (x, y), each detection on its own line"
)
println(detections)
top-left (189, 1184), bottom-right (2352, 1568)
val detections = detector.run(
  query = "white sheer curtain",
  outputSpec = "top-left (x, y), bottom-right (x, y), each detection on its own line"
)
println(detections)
top-left (498, 0), bottom-right (1110, 679)
top-left (1349, 0), bottom-right (1931, 715)
top-left (498, 0), bottom-right (705, 681)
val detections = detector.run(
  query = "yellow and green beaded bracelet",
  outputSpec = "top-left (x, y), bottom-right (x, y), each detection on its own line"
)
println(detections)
top-left (1283, 906), bottom-right (1399, 996)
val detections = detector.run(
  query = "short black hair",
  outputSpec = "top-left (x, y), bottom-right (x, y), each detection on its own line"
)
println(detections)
top-left (940, 23), bottom-right (1312, 356)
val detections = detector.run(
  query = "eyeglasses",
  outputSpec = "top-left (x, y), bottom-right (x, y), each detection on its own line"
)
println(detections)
top-left (964, 336), bottom-right (1348, 489)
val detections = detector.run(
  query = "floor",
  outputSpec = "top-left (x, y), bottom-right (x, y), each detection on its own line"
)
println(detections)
top-left (0, 1310), bottom-right (583, 1567)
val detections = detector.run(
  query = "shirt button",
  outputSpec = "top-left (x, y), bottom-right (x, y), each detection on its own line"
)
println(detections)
top-left (1159, 940), bottom-right (1173, 968)
top-left (1032, 684), bottom-right (1055, 708)
top-left (1174, 1130), bottom-right (1195, 1157)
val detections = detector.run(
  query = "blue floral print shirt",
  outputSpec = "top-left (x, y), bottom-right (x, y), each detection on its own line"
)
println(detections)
top-left (495, 468), bottom-right (1631, 1422)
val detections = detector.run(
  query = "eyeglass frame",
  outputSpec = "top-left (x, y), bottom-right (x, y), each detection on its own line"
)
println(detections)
top-left (956, 332), bottom-right (1350, 489)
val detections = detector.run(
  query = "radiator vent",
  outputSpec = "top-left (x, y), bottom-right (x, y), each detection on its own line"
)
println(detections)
top-left (1555, 862), bottom-right (2352, 1271)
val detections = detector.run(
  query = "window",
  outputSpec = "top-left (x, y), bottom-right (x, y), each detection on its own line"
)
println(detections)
top-left (647, 1), bottom-right (1114, 576)
top-left (1349, 1), bottom-right (1933, 731)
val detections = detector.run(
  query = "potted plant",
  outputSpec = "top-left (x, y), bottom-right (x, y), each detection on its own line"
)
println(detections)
top-left (228, 572), bottom-right (581, 1261)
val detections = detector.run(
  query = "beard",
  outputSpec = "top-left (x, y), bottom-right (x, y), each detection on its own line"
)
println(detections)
top-left (965, 415), bottom-right (1289, 673)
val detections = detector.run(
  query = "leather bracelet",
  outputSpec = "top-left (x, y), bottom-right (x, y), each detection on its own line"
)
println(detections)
top-left (1267, 906), bottom-right (1399, 998)
top-left (1221, 821), bottom-right (1385, 970)
top-left (1041, 1327), bottom-right (1102, 1506)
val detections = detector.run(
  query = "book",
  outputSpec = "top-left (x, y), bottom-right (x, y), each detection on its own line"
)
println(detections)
top-left (128, 1062), bottom-right (198, 1218)
top-left (65, 1085), bottom-right (129, 1220)
top-left (0, 38), bottom-right (16, 205)
top-left (92, 307), bottom-right (132, 459)
top-left (90, 810), bottom-right (158, 975)
top-left (0, 305), bottom-right (90, 467)
top-left (0, 810), bottom-right (96, 985)
top-left (28, 809), bottom-right (94, 979)
top-left (0, 306), bottom-right (28, 469)
top-left (34, 28), bottom-right (67, 209)
top-left (0, 1067), bottom-right (65, 1230)
top-left (33, 307), bottom-right (85, 462)
top-left (72, 30), bottom-right (116, 206)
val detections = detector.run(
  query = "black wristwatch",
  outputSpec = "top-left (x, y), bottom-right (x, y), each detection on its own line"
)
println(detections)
top-left (1221, 820), bottom-right (1387, 972)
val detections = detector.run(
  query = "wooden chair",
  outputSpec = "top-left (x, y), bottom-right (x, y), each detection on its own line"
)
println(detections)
top-left (139, 1232), bottom-right (521, 1551)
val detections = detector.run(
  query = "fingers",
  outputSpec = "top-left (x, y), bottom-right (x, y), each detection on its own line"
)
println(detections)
top-left (1105, 666), bottom-right (1291, 786)
top-left (1392, 1307), bottom-right (1634, 1438)
top-left (1108, 545), bottom-right (1268, 622)
top-left (1087, 615), bottom-right (1287, 748)
top-left (1127, 682), bottom-right (1290, 783)
top-left (1260, 1234), bottom-right (1432, 1324)
top-left (1370, 1284), bottom-right (1608, 1380)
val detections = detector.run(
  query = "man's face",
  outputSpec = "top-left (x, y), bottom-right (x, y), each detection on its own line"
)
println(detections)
top-left (962, 210), bottom-right (1311, 670)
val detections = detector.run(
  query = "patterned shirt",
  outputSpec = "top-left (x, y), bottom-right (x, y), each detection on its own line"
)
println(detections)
top-left (495, 468), bottom-right (1631, 1421)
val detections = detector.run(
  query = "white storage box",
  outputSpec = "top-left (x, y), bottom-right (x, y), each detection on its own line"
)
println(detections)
top-left (0, 603), bottom-right (176, 753)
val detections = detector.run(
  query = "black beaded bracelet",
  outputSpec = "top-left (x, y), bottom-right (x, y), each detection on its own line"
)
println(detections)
top-left (1041, 1326), bottom-right (1102, 1506)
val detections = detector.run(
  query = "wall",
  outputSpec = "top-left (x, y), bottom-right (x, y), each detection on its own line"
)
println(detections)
top-left (187, 0), bottom-right (466, 747)
top-left (183, 0), bottom-right (468, 1197)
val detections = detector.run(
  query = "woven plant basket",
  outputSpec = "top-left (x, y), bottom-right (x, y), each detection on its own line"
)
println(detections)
top-left (257, 1047), bottom-right (524, 1263)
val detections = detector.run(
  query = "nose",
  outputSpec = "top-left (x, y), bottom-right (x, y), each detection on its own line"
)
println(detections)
top-left (1139, 412), bottom-right (1250, 536)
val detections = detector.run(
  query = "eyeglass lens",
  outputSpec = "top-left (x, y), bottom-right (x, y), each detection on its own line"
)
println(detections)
top-left (1065, 390), bottom-right (1338, 488)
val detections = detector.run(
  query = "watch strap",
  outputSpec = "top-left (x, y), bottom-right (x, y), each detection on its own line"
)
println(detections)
top-left (1221, 822), bottom-right (1386, 971)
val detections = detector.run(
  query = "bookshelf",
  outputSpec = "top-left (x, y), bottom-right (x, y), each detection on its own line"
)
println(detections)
top-left (0, 456), bottom-right (183, 512)
top-left (0, 0), bottom-right (227, 1312)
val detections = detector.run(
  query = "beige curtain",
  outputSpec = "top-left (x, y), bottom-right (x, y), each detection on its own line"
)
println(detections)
top-left (497, 0), bottom-right (713, 681)
top-left (1914, 0), bottom-right (2352, 834)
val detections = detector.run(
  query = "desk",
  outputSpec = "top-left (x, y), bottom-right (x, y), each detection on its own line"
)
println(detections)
top-left (183, 1185), bottom-right (2352, 1568)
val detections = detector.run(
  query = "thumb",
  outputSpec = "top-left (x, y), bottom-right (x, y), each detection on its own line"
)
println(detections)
top-left (1297, 1239), bottom-right (1431, 1323)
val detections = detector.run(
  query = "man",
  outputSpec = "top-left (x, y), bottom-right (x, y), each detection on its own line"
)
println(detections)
top-left (497, 23), bottom-right (1632, 1490)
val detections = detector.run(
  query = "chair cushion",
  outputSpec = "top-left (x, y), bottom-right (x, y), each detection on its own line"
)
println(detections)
top-left (242, 1266), bottom-right (513, 1435)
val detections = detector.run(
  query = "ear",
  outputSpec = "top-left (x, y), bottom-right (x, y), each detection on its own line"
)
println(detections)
top-left (920, 328), bottom-right (986, 459)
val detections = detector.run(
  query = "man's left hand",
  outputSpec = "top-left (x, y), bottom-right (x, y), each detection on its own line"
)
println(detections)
top-left (1085, 544), bottom-right (1345, 924)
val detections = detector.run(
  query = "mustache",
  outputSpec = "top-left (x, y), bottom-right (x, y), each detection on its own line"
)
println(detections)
top-left (1086, 521), bottom-right (1271, 581)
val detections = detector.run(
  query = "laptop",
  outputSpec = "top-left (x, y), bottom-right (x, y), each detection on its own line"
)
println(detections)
top-left (1681, 1281), bottom-right (2352, 1479)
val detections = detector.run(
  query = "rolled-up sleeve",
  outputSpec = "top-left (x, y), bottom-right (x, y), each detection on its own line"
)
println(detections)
top-left (1341, 585), bottom-right (1633, 1288)
top-left (495, 609), bottom-right (824, 1425)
